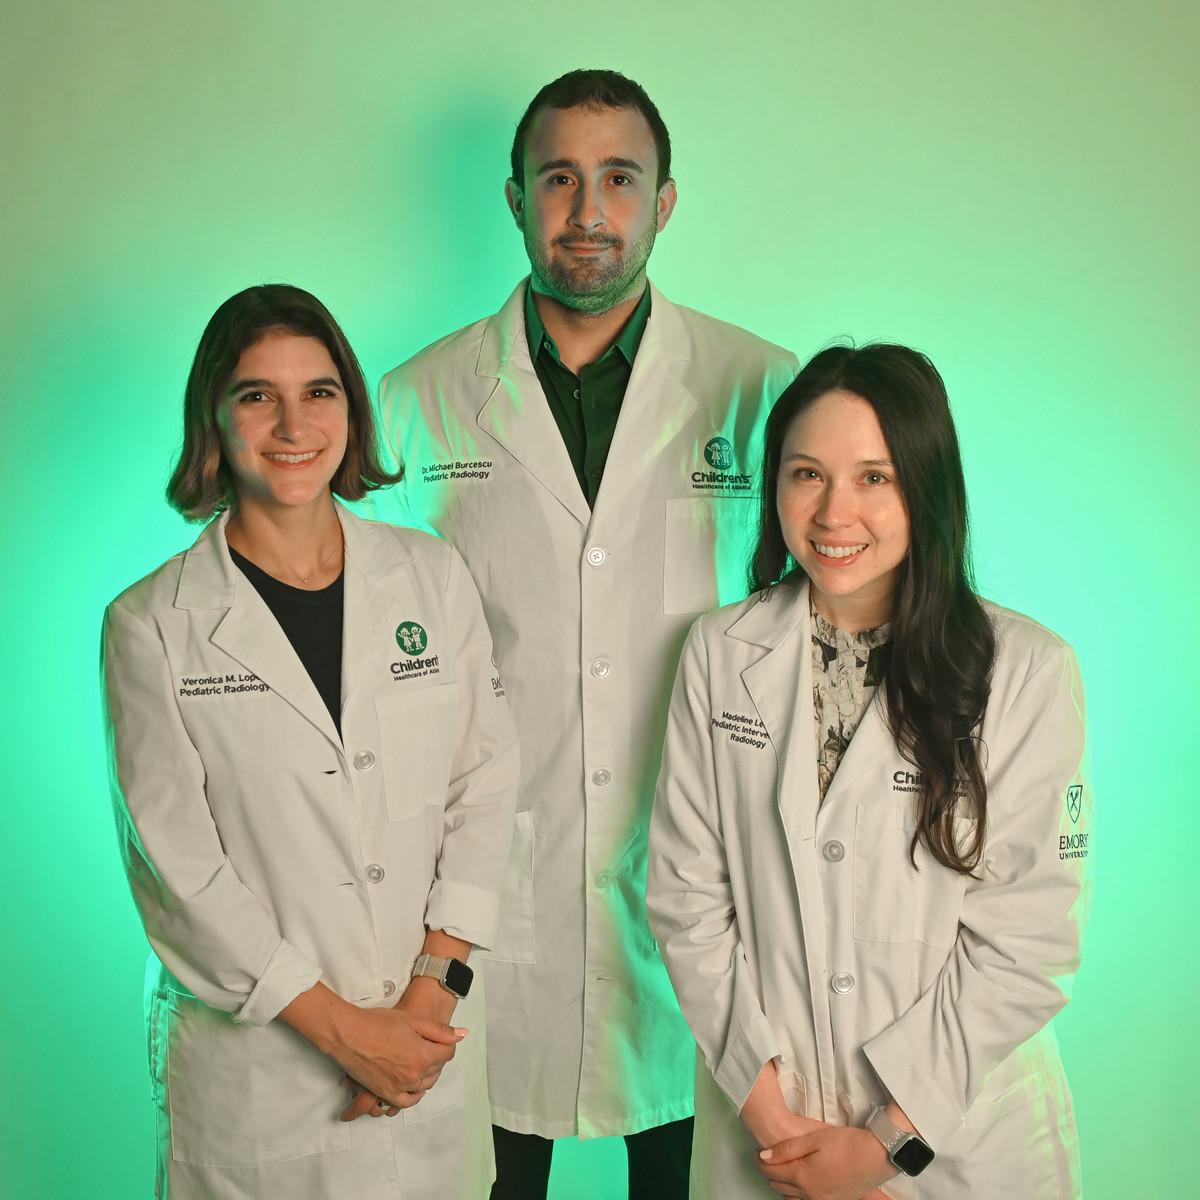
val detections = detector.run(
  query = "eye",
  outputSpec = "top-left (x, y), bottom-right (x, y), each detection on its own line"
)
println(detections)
top-left (548, 173), bottom-right (574, 187)
top-left (863, 471), bottom-right (889, 485)
top-left (237, 390), bottom-right (267, 404)
top-left (794, 467), bottom-right (821, 481)
top-left (609, 173), bottom-right (632, 186)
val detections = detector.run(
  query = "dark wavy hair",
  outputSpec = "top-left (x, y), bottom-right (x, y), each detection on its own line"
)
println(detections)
top-left (510, 68), bottom-right (672, 188)
top-left (751, 343), bottom-right (996, 875)
top-left (166, 284), bottom-right (401, 521)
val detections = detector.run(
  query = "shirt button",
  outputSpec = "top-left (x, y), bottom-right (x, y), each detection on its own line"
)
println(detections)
top-left (365, 863), bottom-right (385, 884)
top-left (591, 768), bottom-right (611, 787)
top-left (822, 840), bottom-right (845, 862)
top-left (382, 979), bottom-right (396, 997)
top-left (353, 749), bottom-right (375, 771)
top-left (589, 468), bottom-right (602, 481)
top-left (573, 388), bottom-right (581, 400)
top-left (590, 658), bottom-right (611, 678)
top-left (831, 972), bottom-right (855, 994)
top-left (593, 871), bottom-right (614, 889)
top-left (586, 546), bottom-right (607, 566)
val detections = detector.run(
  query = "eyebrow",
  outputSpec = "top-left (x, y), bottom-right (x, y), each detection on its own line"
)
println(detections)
top-left (227, 376), bottom-right (343, 393)
top-left (536, 156), bottom-right (646, 177)
top-left (784, 452), bottom-right (893, 467)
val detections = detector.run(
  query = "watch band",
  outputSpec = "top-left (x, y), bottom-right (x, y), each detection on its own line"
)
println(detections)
top-left (866, 1105), bottom-right (935, 1177)
top-left (412, 952), bottom-right (473, 998)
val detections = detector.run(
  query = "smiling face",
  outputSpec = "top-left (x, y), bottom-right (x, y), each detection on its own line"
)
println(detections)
top-left (506, 103), bottom-right (677, 312)
top-left (217, 329), bottom-right (349, 519)
top-left (776, 389), bottom-right (911, 631)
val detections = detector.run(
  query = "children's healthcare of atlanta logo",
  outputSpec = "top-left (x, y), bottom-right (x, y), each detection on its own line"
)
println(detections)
top-left (704, 436), bottom-right (734, 470)
top-left (395, 622), bottom-right (428, 657)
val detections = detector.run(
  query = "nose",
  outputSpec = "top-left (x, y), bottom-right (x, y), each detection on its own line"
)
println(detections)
top-left (273, 396), bottom-right (307, 442)
top-left (569, 178), bottom-right (605, 231)
top-left (813, 479), bottom-right (854, 528)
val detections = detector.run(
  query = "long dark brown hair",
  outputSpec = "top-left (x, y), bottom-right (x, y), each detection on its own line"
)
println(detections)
top-left (166, 284), bottom-right (401, 521)
top-left (751, 343), bottom-right (995, 875)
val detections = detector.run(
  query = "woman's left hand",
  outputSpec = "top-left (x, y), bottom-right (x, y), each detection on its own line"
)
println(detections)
top-left (757, 1126), bottom-right (896, 1199)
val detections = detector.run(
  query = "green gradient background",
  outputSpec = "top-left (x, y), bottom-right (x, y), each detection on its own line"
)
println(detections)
top-left (2, 2), bottom-right (1195, 1197)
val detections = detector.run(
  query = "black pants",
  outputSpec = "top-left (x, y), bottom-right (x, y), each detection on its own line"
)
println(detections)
top-left (490, 1117), bottom-right (694, 1200)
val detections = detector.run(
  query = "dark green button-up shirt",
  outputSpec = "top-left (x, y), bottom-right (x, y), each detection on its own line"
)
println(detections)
top-left (524, 284), bottom-right (651, 508)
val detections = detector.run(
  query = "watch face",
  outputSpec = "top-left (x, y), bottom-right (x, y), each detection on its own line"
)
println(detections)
top-left (444, 957), bottom-right (473, 998)
top-left (894, 1134), bottom-right (935, 1176)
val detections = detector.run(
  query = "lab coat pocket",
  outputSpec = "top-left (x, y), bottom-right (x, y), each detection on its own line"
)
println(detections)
top-left (482, 809), bottom-right (536, 964)
top-left (375, 683), bottom-right (460, 823)
top-left (163, 989), bottom-right (349, 1167)
top-left (663, 497), bottom-right (755, 615)
top-left (853, 805), bottom-right (967, 946)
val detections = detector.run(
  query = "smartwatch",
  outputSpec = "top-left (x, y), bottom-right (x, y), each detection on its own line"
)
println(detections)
top-left (867, 1105), bottom-right (935, 1177)
top-left (412, 953), bottom-right (473, 999)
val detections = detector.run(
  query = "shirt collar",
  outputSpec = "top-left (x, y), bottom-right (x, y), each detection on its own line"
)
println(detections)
top-left (524, 281), bottom-right (652, 370)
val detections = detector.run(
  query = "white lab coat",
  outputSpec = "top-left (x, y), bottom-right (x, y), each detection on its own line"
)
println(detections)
top-left (646, 581), bottom-right (1091, 1199)
top-left (364, 280), bottom-right (798, 1138)
top-left (102, 505), bottom-right (518, 1199)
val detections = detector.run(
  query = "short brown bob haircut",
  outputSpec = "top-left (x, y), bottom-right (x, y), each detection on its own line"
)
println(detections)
top-left (166, 284), bottom-right (401, 522)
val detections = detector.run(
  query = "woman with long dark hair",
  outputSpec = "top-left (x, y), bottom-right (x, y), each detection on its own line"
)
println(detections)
top-left (102, 285), bottom-right (518, 1198)
top-left (647, 344), bottom-right (1090, 1198)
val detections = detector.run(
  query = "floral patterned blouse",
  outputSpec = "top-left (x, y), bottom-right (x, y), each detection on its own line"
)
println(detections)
top-left (811, 598), bottom-right (891, 802)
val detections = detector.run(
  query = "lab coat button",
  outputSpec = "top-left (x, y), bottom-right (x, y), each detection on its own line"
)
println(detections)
top-left (586, 546), bottom-right (607, 566)
top-left (593, 871), bottom-right (614, 890)
top-left (353, 749), bottom-right (376, 771)
top-left (591, 658), bottom-right (611, 678)
top-left (591, 768), bottom-right (611, 787)
top-left (365, 863), bottom-right (385, 884)
top-left (822, 840), bottom-right (845, 862)
top-left (831, 972), bottom-right (855, 994)
top-left (382, 979), bottom-right (396, 997)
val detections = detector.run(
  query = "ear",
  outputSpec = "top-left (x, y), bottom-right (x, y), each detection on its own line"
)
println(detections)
top-left (505, 178), bottom-right (526, 231)
top-left (655, 178), bottom-right (678, 233)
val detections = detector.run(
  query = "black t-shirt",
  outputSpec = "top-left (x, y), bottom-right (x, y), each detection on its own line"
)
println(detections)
top-left (229, 546), bottom-right (344, 736)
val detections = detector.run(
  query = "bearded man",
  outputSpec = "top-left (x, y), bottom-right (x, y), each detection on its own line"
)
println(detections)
top-left (367, 69), bottom-right (798, 1200)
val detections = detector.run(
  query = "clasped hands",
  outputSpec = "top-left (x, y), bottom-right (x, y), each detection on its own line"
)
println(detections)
top-left (337, 976), bottom-right (464, 1121)
top-left (741, 1063), bottom-right (897, 1200)
top-left (756, 1118), bottom-right (896, 1200)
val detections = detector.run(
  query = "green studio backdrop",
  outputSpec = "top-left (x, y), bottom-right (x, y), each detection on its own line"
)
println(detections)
top-left (2, 1), bottom-right (1195, 1196)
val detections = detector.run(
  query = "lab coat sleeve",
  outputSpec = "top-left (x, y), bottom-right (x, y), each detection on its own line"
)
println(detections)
top-left (423, 545), bottom-right (519, 949)
top-left (863, 641), bottom-right (1091, 1149)
top-left (646, 618), bottom-right (783, 1112)
top-left (101, 600), bottom-right (322, 1027)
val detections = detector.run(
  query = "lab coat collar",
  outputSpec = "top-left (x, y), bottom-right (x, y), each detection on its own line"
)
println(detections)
top-left (475, 279), bottom-right (592, 526)
top-left (474, 278), bottom-right (701, 528)
top-left (172, 503), bottom-right (414, 748)
top-left (732, 582), bottom-right (822, 840)
top-left (593, 281), bottom-right (699, 517)
top-left (730, 579), bottom-right (892, 818)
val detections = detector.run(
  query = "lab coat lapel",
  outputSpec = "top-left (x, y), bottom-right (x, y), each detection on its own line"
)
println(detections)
top-left (732, 583), bottom-right (821, 849)
top-left (475, 280), bottom-right (591, 526)
top-left (593, 283), bottom-right (698, 515)
top-left (176, 513), bottom-right (342, 748)
top-left (338, 504), bottom-right (413, 710)
top-left (819, 691), bottom-right (891, 809)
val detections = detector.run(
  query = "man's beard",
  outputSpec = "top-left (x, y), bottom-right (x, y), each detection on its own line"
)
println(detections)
top-left (527, 222), bottom-right (656, 314)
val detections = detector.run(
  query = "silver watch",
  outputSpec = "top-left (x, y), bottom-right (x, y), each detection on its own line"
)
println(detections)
top-left (866, 1105), bottom-right (935, 1177)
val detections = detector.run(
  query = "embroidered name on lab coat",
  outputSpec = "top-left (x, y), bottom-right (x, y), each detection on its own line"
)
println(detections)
top-left (711, 710), bottom-right (769, 749)
top-left (420, 459), bottom-right (493, 484)
top-left (178, 672), bottom-right (269, 698)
